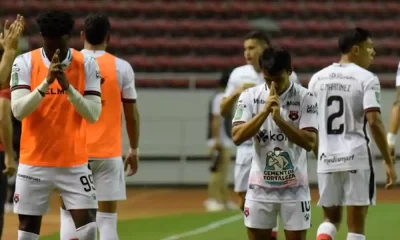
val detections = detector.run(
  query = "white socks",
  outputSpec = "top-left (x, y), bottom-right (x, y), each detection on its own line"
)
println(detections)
top-left (97, 212), bottom-right (119, 240)
top-left (347, 233), bottom-right (366, 240)
top-left (60, 208), bottom-right (77, 240)
top-left (76, 222), bottom-right (97, 240)
top-left (317, 222), bottom-right (337, 240)
top-left (18, 230), bottom-right (39, 240)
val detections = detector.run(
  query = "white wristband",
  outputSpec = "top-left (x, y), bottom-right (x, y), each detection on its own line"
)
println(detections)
top-left (130, 148), bottom-right (139, 155)
top-left (387, 133), bottom-right (397, 146)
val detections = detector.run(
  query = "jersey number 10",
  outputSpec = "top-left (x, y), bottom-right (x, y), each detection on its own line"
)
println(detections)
top-left (327, 95), bottom-right (344, 135)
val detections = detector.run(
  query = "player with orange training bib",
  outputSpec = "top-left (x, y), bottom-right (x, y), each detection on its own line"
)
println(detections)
top-left (59, 13), bottom-right (140, 240)
top-left (10, 11), bottom-right (102, 240)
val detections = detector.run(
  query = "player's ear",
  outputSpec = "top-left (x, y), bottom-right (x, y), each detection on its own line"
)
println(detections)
top-left (80, 31), bottom-right (85, 41)
top-left (105, 34), bottom-right (110, 44)
top-left (352, 45), bottom-right (360, 56)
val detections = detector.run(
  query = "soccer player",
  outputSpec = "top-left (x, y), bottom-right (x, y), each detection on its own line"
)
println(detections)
top-left (10, 11), bottom-right (102, 240)
top-left (232, 47), bottom-right (317, 240)
top-left (308, 27), bottom-right (397, 240)
top-left (58, 13), bottom-right (140, 240)
top-left (387, 62), bottom-right (400, 160)
top-left (220, 31), bottom-right (299, 239)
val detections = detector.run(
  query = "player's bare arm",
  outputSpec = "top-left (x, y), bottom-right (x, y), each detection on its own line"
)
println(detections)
top-left (387, 86), bottom-right (400, 159)
top-left (0, 98), bottom-right (15, 176)
top-left (366, 110), bottom-right (397, 188)
top-left (220, 83), bottom-right (255, 117)
top-left (209, 112), bottom-right (222, 155)
top-left (0, 15), bottom-right (24, 85)
top-left (123, 101), bottom-right (140, 176)
top-left (65, 57), bottom-right (102, 123)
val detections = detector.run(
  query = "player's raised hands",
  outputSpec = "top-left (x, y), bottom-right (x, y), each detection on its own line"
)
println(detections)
top-left (264, 81), bottom-right (280, 119)
top-left (383, 161), bottom-right (397, 189)
top-left (0, 14), bottom-right (25, 51)
top-left (46, 49), bottom-right (64, 84)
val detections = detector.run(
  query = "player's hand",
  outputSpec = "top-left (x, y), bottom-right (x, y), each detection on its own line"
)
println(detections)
top-left (0, 15), bottom-right (24, 51)
top-left (234, 83), bottom-right (256, 95)
top-left (383, 161), bottom-right (397, 189)
top-left (208, 139), bottom-right (222, 156)
top-left (56, 71), bottom-right (70, 91)
top-left (389, 145), bottom-right (396, 164)
top-left (3, 152), bottom-right (16, 177)
top-left (264, 82), bottom-right (280, 118)
top-left (46, 49), bottom-right (63, 84)
top-left (124, 148), bottom-right (139, 176)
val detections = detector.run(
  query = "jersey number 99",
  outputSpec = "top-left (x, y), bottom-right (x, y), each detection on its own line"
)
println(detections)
top-left (327, 95), bottom-right (344, 135)
top-left (80, 175), bottom-right (95, 192)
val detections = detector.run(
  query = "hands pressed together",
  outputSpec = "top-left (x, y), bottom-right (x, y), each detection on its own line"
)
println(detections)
top-left (46, 49), bottom-right (69, 90)
top-left (264, 81), bottom-right (281, 120)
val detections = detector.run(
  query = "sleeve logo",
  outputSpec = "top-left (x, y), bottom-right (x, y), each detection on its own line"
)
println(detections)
top-left (306, 103), bottom-right (318, 114)
top-left (11, 72), bottom-right (19, 86)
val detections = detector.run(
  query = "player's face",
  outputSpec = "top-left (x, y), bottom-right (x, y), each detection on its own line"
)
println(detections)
top-left (355, 38), bottom-right (375, 69)
top-left (43, 35), bottom-right (70, 57)
top-left (263, 69), bottom-right (292, 93)
top-left (244, 39), bottom-right (265, 66)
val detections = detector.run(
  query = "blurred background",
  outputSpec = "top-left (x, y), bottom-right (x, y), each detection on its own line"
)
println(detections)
top-left (1, 0), bottom-right (398, 185)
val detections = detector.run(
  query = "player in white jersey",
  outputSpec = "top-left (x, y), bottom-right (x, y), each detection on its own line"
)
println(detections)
top-left (232, 47), bottom-right (318, 240)
top-left (308, 28), bottom-right (397, 240)
top-left (220, 31), bottom-right (298, 240)
top-left (387, 62), bottom-right (400, 160)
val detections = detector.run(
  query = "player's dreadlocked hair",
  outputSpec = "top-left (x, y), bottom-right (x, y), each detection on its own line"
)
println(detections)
top-left (36, 10), bottom-right (74, 38)
top-left (259, 47), bottom-right (292, 76)
top-left (84, 13), bottom-right (110, 45)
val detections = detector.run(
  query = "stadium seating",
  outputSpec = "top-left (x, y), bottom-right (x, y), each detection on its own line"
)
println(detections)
top-left (1, 0), bottom-right (400, 75)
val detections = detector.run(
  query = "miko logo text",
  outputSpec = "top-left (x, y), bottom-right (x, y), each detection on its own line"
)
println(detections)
top-left (320, 153), bottom-right (355, 164)
top-left (257, 129), bottom-right (288, 143)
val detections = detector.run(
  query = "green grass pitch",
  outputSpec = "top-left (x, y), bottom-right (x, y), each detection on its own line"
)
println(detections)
top-left (42, 204), bottom-right (400, 239)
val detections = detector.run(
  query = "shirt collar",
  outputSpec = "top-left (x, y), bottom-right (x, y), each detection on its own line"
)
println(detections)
top-left (81, 49), bottom-right (106, 58)
top-left (41, 48), bottom-right (72, 69)
top-left (332, 62), bottom-right (355, 67)
top-left (265, 81), bottom-right (294, 100)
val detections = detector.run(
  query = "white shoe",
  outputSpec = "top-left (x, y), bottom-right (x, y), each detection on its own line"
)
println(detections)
top-left (204, 199), bottom-right (225, 212)
top-left (4, 203), bottom-right (13, 213)
top-left (225, 201), bottom-right (239, 210)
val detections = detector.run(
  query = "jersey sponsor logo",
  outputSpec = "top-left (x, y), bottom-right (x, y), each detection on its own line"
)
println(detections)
top-left (288, 111), bottom-right (299, 121)
top-left (253, 99), bottom-right (265, 104)
top-left (46, 87), bottom-right (67, 95)
top-left (286, 101), bottom-right (300, 106)
top-left (256, 129), bottom-right (288, 142)
top-left (318, 73), bottom-right (356, 81)
top-left (233, 102), bottom-right (246, 121)
top-left (319, 153), bottom-right (355, 164)
top-left (307, 103), bottom-right (318, 114)
top-left (264, 147), bottom-right (296, 185)
top-left (320, 83), bottom-right (351, 92)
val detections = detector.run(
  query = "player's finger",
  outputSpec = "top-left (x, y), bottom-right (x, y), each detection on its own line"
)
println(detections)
top-left (270, 82), bottom-right (276, 95)
top-left (4, 20), bottom-right (10, 30)
top-left (52, 49), bottom-right (60, 62)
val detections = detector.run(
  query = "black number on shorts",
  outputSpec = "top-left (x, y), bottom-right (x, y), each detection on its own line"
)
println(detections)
top-left (327, 95), bottom-right (344, 135)
top-left (301, 201), bottom-right (311, 213)
top-left (80, 174), bottom-right (95, 192)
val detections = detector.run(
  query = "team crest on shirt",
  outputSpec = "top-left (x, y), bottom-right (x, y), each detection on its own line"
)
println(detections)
top-left (288, 111), bottom-right (299, 121)
top-left (264, 147), bottom-right (296, 186)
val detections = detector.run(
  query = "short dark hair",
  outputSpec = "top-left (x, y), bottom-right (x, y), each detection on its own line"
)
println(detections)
top-left (84, 13), bottom-right (110, 45)
top-left (36, 10), bottom-right (74, 38)
top-left (338, 27), bottom-right (371, 54)
top-left (259, 47), bottom-right (291, 76)
top-left (245, 31), bottom-right (271, 46)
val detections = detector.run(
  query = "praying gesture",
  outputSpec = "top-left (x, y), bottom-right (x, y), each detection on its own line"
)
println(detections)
top-left (264, 81), bottom-right (281, 119)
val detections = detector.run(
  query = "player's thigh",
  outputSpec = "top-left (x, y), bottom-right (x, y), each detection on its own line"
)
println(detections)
top-left (13, 164), bottom-right (54, 216)
top-left (244, 199), bottom-right (279, 230)
top-left (317, 172), bottom-right (343, 207)
top-left (89, 159), bottom-right (126, 202)
top-left (56, 163), bottom-right (98, 211)
top-left (280, 201), bottom-right (311, 232)
top-left (234, 163), bottom-right (251, 193)
top-left (343, 169), bottom-right (375, 206)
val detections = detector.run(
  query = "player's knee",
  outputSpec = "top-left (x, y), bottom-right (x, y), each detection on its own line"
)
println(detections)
top-left (247, 227), bottom-right (271, 240)
top-left (322, 207), bottom-right (342, 227)
top-left (69, 209), bottom-right (97, 229)
top-left (18, 215), bottom-right (42, 234)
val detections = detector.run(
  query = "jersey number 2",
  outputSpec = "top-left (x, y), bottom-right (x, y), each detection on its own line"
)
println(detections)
top-left (327, 95), bottom-right (344, 135)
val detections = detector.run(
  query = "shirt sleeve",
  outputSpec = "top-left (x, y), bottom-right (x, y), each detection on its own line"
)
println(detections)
top-left (224, 69), bottom-right (239, 97)
top-left (232, 89), bottom-right (252, 126)
top-left (117, 58), bottom-right (137, 102)
top-left (211, 94), bottom-right (223, 115)
top-left (396, 62), bottom-right (400, 87)
top-left (10, 53), bottom-right (31, 91)
top-left (363, 75), bottom-right (381, 113)
top-left (83, 56), bottom-right (101, 97)
top-left (299, 91), bottom-right (318, 133)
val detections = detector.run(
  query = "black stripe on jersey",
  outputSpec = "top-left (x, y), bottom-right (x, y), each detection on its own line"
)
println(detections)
top-left (364, 107), bottom-right (380, 114)
top-left (11, 85), bottom-right (31, 91)
top-left (121, 98), bottom-right (136, 103)
top-left (84, 91), bottom-right (101, 97)
top-left (301, 127), bottom-right (318, 134)
top-left (362, 116), bottom-right (375, 205)
top-left (232, 121), bottom-right (246, 127)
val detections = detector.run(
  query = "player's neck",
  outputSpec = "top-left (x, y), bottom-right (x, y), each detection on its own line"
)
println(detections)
top-left (84, 41), bottom-right (107, 52)
top-left (252, 64), bottom-right (262, 73)
top-left (338, 55), bottom-right (355, 65)
top-left (277, 80), bottom-right (291, 95)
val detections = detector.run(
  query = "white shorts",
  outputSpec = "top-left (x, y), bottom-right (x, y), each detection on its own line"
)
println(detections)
top-left (234, 145), bottom-right (253, 192)
top-left (244, 199), bottom-right (311, 231)
top-left (89, 159), bottom-right (126, 201)
top-left (14, 163), bottom-right (98, 216)
top-left (317, 169), bottom-right (376, 207)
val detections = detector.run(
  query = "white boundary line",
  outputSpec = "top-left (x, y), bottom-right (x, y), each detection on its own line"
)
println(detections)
top-left (160, 214), bottom-right (242, 240)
